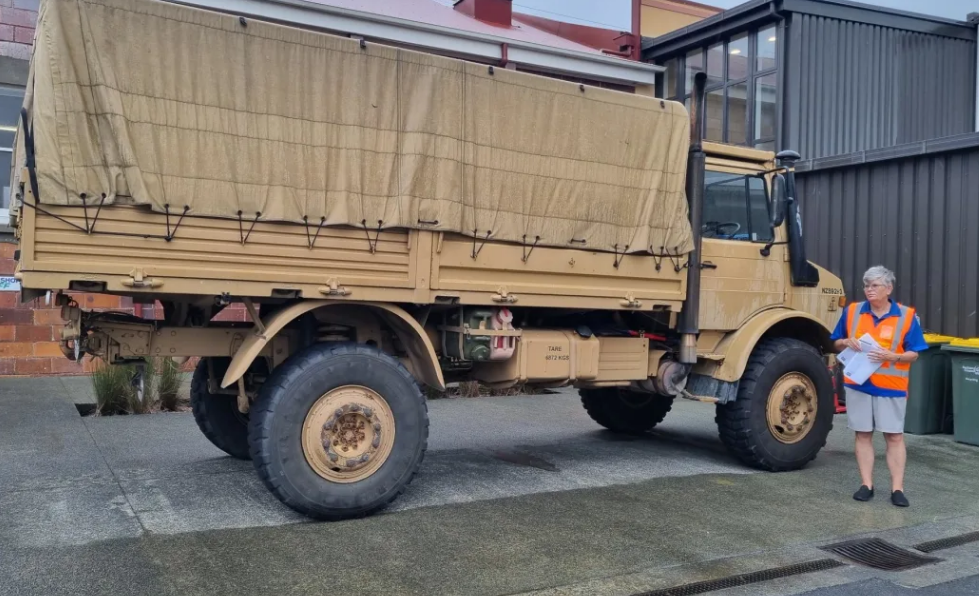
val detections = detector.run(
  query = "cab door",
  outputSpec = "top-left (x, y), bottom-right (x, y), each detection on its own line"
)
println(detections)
top-left (698, 163), bottom-right (787, 331)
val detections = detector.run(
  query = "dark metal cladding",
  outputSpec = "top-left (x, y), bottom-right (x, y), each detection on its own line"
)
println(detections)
top-left (796, 133), bottom-right (979, 337)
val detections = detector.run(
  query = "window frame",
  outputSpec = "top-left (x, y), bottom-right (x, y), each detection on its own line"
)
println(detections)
top-left (0, 83), bottom-right (26, 228)
top-left (0, 145), bottom-right (11, 227)
top-left (662, 23), bottom-right (779, 149)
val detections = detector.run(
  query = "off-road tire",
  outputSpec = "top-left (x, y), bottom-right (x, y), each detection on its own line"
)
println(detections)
top-left (249, 343), bottom-right (429, 521)
top-left (580, 388), bottom-right (674, 434)
top-left (716, 338), bottom-right (834, 471)
top-left (832, 362), bottom-right (846, 407)
top-left (190, 357), bottom-right (251, 460)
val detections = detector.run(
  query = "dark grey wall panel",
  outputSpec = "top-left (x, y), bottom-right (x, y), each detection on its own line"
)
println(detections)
top-left (784, 13), bottom-right (976, 161)
top-left (798, 141), bottom-right (979, 336)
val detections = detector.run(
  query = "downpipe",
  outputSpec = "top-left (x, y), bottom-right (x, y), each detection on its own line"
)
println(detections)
top-left (678, 72), bottom-right (707, 365)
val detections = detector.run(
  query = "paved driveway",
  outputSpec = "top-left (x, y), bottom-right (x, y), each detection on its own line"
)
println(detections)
top-left (3, 376), bottom-right (979, 595)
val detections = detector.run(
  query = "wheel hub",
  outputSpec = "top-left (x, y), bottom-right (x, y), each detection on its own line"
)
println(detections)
top-left (767, 373), bottom-right (818, 444)
top-left (302, 386), bottom-right (395, 483)
top-left (320, 404), bottom-right (383, 472)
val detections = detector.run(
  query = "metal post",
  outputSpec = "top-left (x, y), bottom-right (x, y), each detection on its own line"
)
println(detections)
top-left (678, 71), bottom-right (707, 365)
top-left (972, 14), bottom-right (979, 131)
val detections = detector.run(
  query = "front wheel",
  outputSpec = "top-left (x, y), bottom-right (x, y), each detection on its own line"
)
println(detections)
top-left (716, 338), bottom-right (834, 471)
top-left (249, 343), bottom-right (429, 520)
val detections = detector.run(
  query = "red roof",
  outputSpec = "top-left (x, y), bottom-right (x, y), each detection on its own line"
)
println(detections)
top-left (304, 0), bottom-right (606, 54)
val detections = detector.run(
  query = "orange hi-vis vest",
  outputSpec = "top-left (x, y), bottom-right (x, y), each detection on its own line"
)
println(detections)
top-left (844, 301), bottom-right (916, 393)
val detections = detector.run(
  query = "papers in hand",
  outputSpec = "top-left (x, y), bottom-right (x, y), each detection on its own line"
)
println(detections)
top-left (837, 334), bottom-right (883, 385)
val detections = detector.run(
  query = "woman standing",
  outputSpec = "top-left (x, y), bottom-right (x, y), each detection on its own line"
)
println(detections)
top-left (830, 266), bottom-right (928, 508)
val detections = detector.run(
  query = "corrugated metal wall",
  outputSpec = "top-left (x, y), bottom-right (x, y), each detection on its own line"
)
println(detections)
top-left (797, 140), bottom-right (979, 337)
top-left (784, 14), bottom-right (976, 160)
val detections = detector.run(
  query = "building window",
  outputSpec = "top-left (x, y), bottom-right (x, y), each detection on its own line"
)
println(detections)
top-left (0, 85), bottom-right (25, 227)
top-left (665, 59), bottom-right (678, 98)
top-left (706, 88), bottom-right (723, 142)
top-left (662, 24), bottom-right (778, 149)
top-left (728, 33), bottom-right (748, 82)
top-left (756, 26), bottom-right (777, 72)
top-left (752, 27), bottom-right (777, 149)
top-left (754, 73), bottom-right (777, 146)
top-left (706, 42), bottom-right (723, 88)
top-left (727, 82), bottom-right (748, 145)
top-left (684, 48), bottom-right (703, 95)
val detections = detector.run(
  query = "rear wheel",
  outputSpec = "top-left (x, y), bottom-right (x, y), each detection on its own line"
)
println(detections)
top-left (249, 343), bottom-right (428, 520)
top-left (580, 388), bottom-right (674, 434)
top-left (190, 357), bottom-right (251, 460)
top-left (716, 338), bottom-right (834, 471)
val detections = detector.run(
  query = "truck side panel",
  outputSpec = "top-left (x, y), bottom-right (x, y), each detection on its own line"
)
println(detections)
top-left (23, 205), bottom-right (417, 299)
top-left (431, 234), bottom-right (687, 308)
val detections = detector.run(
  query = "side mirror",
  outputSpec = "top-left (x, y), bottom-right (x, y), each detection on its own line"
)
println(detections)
top-left (770, 173), bottom-right (787, 227)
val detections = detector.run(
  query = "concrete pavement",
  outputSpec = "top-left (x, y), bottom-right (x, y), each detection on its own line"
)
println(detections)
top-left (2, 375), bottom-right (979, 595)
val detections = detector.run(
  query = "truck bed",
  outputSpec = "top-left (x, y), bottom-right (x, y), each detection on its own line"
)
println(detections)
top-left (17, 203), bottom-right (687, 312)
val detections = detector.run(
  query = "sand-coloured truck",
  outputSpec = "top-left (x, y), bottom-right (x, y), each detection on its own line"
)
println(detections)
top-left (11, 0), bottom-right (846, 519)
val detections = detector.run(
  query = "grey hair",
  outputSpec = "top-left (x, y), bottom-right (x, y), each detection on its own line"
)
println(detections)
top-left (863, 265), bottom-right (895, 288)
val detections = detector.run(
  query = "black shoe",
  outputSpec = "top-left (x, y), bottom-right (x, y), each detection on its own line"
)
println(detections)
top-left (853, 485), bottom-right (874, 501)
top-left (891, 490), bottom-right (910, 507)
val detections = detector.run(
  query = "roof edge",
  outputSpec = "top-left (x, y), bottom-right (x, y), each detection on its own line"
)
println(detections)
top-left (643, 0), bottom-right (976, 59)
top-left (788, 0), bottom-right (975, 29)
top-left (642, 0), bottom-right (774, 57)
top-left (795, 132), bottom-right (979, 173)
top-left (168, 0), bottom-right (664, 85)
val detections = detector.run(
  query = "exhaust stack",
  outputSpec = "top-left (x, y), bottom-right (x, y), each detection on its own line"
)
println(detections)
top-left (678, 72), bottom-right (707, 365)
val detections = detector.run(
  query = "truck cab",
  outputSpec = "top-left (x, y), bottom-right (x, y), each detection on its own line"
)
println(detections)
top-left (698, 141), bottom-right (844, 335)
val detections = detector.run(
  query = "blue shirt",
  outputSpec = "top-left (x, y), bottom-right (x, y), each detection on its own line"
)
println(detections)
top-left (830, 300), bottom-right (928, 398)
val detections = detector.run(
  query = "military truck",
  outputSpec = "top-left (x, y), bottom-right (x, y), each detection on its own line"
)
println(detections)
top-left (11, 0), bottom-right (845, 520)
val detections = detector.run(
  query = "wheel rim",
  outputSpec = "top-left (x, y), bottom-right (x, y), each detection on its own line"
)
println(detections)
top-left (766, 373), bottom-right (818, 444)
top-left (302, 385), bottom-right (396, 483)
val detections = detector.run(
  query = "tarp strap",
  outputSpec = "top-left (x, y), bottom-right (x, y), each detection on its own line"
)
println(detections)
top-left (305, 216), bottom-right (326, 249)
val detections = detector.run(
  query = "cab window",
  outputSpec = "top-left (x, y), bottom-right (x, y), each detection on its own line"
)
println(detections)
top-left (702, 170), bottom-right (774, 242)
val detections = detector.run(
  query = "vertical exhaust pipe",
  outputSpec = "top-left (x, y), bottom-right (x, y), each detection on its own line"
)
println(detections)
top-left (678, 72), bottom-right (707, 365)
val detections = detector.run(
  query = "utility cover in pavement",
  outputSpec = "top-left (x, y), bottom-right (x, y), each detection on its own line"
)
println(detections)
top-left (821, 537), bottom-right (941, 571)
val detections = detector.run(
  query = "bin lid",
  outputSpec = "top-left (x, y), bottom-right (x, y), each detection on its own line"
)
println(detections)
top-left (941, 338), bottom-right (979, 353)
top-left (924, 333), bottom-right (957, 345)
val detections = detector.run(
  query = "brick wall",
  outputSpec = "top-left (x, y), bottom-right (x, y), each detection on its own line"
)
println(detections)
top-left (0, 240), bottom-right (250, 376)
top-left (0, 241), bottom-right (134, 375)
top-left (0, 0), bottom-right (37, 60)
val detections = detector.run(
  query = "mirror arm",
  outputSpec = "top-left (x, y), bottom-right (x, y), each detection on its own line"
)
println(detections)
top-left (760, 240), bottom-right (789, 257)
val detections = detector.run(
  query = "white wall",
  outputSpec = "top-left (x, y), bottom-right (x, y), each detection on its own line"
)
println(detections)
top-left (432, 0), bottom-right (633, 30)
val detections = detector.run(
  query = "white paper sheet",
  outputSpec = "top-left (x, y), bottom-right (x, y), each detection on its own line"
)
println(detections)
top-left (837, 334), bottom-right (883, 385)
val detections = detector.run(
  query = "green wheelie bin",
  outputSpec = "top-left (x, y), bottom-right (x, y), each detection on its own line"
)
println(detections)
top-left (941, 339), bottom-right (979, 447)
top-left (904, 334), bottom-right (955, 435)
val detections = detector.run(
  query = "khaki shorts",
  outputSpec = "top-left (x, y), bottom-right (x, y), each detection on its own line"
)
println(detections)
top-left (846, 388), bottom-right (907, 434)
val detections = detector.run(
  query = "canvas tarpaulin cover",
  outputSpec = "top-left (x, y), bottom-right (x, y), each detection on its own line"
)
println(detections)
top-left (18, 0), bottom-right (694, 254)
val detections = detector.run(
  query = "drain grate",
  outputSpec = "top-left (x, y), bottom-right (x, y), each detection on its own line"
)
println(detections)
top-left (914, 531), bottom-right (979, 553)
top-left (821, 537), bottom-right (940, 571)
top-left (629, 559), bottom-right (845, 596)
